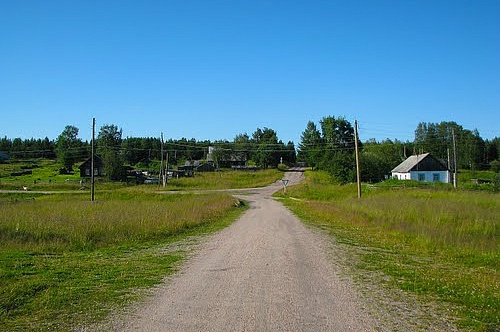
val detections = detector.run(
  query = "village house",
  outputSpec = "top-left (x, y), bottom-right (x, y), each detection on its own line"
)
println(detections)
top-left (0, 152), bottom-right (9, 162)
top-left (179, 160), bottom-right (214, 173)
top-left (206, 146), bottom-right (247, 168)
top-left (391, 153), bottom-right (451, 183)
top-left (79, 155), bottom-right (105, 178)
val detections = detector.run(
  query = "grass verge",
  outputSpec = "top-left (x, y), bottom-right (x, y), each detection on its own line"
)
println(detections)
top-left (0, 192), bottom-right (246, 331)
top-left (277, 171), bottom-right (499, 331)
top-left (158, 168), bottom-right (283, 191)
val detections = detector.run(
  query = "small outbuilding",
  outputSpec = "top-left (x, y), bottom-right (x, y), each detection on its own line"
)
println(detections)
top-left (0, 152), bottom-right (9, 163)
top-left (391, 153), bottom-right (451, 183)
top-left (79, 155), bottom-right (105, 178)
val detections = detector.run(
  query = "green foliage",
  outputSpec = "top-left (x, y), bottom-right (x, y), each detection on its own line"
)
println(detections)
top-left (318, 150), bottom-right (356, 184)
top-left (97, 124), bottom-right (125, 180)
top-left (414, 121), bottom-right (489, 170)
top-left (359, 151), bottom-right (388, 182)
top-left (297, 121), bottom-right (322, 168)
top-left (281, 171), bottom-right (499, 330)
top-left (251, 127), bottom-right (280, 168)
top-left (361, 139), bottom-right (406, 182)
top-left (320, 116), bottom-right (355, 151)
top-left (298, 116), bottom-right (357, 183)
top-left (56, 125), bottom-right (83, 172)
top-left (490, 160), bottom-right (500, 173)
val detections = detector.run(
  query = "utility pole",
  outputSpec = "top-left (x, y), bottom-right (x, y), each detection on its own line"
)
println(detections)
top-left (447, 147), bottom-right (451, 183)
top-left (165, 152), bottom-right (169, 186)
top-left (91, 117), bottom-right (95, 201)
top-left (354, 120), bottom-right (361, 199)
top-left (452, 128), bottom-right (458, 188)
top-left (160, 133), bottom-right (164, 188)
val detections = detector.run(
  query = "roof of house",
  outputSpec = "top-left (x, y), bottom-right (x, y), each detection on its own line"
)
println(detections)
top-left (79, 155), bottom-right (103, 168)
top-left (391, 153), bottom-right (448, 173)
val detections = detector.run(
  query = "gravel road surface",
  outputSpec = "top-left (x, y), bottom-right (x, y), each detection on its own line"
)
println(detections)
top-left (107, 171), bottom-right (378, 331)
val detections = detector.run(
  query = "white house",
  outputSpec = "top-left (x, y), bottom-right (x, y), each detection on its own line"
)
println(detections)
top-left (391, 153), bottom-right (451, 183)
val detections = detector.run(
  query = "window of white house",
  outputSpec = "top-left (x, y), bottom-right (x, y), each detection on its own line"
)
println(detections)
top-left (433, 173), bottom-right (440, 182)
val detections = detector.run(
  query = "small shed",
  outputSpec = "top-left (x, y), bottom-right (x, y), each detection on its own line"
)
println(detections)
top-left (180, 161), bottom-right (215, 173)
top-left (79, 155), bottom-right (105, 178)
top-left (0, 152), bottom-right (9, 163)
top-left (391, 153), bottom-right (451, 183)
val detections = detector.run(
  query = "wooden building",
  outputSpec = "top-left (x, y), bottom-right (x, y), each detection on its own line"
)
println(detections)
top-left (79, 155), bottom-right (105, 178)
top-left (391, 153), bottom-right (451, 183)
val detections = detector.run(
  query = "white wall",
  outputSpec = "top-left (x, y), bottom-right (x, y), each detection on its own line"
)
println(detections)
top-left (409, 171), bottom-right (450, 183)
top-left (392, 172), bottom-right (411, 180)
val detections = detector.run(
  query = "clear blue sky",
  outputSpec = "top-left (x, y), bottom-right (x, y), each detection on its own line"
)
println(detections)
top-left (1, 0), bottom-right (499, 145)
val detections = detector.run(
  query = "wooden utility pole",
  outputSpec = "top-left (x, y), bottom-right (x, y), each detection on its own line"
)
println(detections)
top-left (165, 152), bottom-right (169, 186)
top-left (447, 147), bottom-right (451, 183)
top-left (354, 120), bottom-right (361, 199)
top-left (452, 128), bottom-right (458, 188)
top-left (160, 133), bottom-right (164, 188)
top-left (91, 117), bottom-right (95, 201)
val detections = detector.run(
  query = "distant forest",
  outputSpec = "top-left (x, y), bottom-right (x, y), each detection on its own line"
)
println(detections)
top-left (0, 125), bottom-right (296, 171)
top-left (1, 118), bottom-right (498, 183)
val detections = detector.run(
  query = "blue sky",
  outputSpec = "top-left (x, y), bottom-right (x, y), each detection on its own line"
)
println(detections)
top-left (1, 0), bottom-right (499, 145)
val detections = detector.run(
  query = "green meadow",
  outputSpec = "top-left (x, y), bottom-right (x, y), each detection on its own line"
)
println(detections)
top-left (161, 168), bottom-right (282, 190)
top-left (0, 189), bottom-right (247, 331)
top-left (0, 159), bottom-right (283, 192)
top-left (279, 171), bottom-right (499, 331)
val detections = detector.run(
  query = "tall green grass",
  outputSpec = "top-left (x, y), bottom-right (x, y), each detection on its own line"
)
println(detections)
top-left (0, 192), bottom-right (245, 331)
top-left (280, 171), bottom-right (499, 331)
top-left (0, 192), bottom-right (236, 251)
top-left (159, 168), bottom-right (283, 190)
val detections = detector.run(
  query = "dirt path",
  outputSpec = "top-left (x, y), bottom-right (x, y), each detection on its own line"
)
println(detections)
top-left (106, 171), bottom-right (378, 331)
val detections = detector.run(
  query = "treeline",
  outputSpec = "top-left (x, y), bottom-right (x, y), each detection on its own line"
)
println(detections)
top-left (2, 118), bottom-right (498, 183)
top-left (297, 117), bottom-right (499, 183)
top-left (413, 121), bottom-right (498, 170)
top-left (0, 137), bottom-right (57, 159)
top-left (0, 125), bottom-right (296, 179)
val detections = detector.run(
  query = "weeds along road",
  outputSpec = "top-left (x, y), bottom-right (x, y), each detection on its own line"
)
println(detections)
top-left (107, 170), bottom-right (378, 332)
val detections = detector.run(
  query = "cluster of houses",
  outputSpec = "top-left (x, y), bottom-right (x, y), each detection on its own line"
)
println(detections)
top-left (78, 151), bottom-right (454, 184)
top-left (78, 147), bottom-right (254, 183)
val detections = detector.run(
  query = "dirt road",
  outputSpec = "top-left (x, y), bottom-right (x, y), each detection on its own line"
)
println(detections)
top-left (108, 171), bottom-right (377, 331)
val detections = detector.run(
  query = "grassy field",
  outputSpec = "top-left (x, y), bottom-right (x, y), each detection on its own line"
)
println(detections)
top-left (0, 191), bottom-right (247, 331)
top-left (278, 171), bottom-right (499, 331)
top-left (0, 159), bottom-right (283, 192)
top-left (0, 159), bottom-right (82, 191)
top-left (161, 168), bottom-right (283, 190)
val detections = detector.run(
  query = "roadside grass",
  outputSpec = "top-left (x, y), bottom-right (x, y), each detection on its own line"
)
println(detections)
top-left (0, 192), bottom-right (246, 331)
top-left (157, 168), bottom-right (283, 191)
top-left (278, 171), bottom-right (499, 331)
